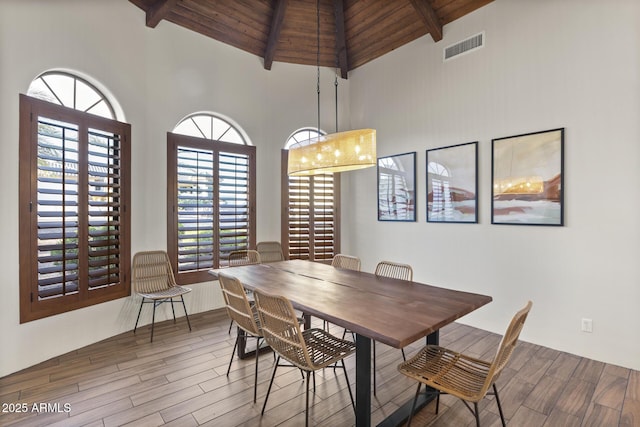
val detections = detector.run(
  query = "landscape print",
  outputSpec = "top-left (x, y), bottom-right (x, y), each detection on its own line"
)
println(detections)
top-left (492, 128), bottom-right (564, 225)
top-left (427, 142), bottom-right (477, 223)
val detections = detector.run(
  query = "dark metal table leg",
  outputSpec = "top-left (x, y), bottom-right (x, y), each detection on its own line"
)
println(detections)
top-left (376, 330), bottom-right (440, 427)
top-left (355, 333), bottom-right (372, 427)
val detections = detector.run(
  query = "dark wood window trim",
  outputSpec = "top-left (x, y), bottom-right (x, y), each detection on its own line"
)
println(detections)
top-left (19, 94), bottom-right (131, 323)
top-left (167, 132), bottom-right (256, 284)
top-left (280, 149), bottom-right (341, 262)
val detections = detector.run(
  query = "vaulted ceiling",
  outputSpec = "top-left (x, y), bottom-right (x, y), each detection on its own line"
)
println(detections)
top-left (129, 0), bottom-right (493, 78)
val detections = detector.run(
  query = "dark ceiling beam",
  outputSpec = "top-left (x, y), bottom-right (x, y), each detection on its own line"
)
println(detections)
top-left (409, 0), bottom-right (443, 42)
top-left (333, 0), bottom-right (349, 79)
top-left (264, 0), bottom-right (289, 70)
top-left (146, 0), bottom-right (178, 28)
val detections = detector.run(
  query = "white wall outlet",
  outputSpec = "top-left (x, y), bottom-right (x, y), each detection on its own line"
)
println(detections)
top-left (581, 318), bottom-right (593, 333)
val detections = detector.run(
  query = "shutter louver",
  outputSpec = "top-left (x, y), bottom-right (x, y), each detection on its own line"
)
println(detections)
top-left (287, 175), bottom-right (311, 260)
top-left (176, 147), bottom-right (215, 273)
top-left (219, 152), bottom-right (250, 266)
top-left (312, 174), bottom-right (335, 260)
top-left (37, 118), bottom-right (80, 299)
top-left (87, 128), bottom-right (122, 289)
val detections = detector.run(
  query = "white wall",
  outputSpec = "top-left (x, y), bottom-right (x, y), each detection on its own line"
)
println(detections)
top-left (0, 0), bottom-right (349, 377)
top-left (345, 0), bottom-right (640, 370)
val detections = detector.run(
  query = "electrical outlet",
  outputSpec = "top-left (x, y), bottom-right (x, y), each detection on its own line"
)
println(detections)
top-left (581, 318), bottom-right (593, 333)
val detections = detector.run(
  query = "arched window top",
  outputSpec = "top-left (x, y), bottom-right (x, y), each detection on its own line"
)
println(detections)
top-left (284, 127), bottom-right (325, 150)
top-left (27, 71), bottom-right (116, 120)
top-left (173, 112), bottom-right (250, 145)
top-left (428, 161), bottom-right (450, 177)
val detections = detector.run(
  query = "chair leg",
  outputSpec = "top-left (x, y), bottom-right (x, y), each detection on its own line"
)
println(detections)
top-left (407, 383), bottom-right (422, 427)
top-left (180, 295), bottom-right (192, 331)
top-left (133, 297), bottom-right (145, 333)
top-left (305, 370), bottom-right (311, 427)
top-left (228, 319), bottom-right (234, 334)
top-left (227, 335), bottom-right (239, 376)
top-left (341, 359), bottom-right (355, 413)
top-left (401, 347), bottom-right (406, 361)
top-left (436, 390), bottom-right (441, 414)
top-left (253, 337), bottom-right (261, 403)
top-left (170, 298), bottom-right (176, 322)
top-left (474, 402), bottom-right (480, 427)
top-left (150, 300), bottom-right (157, 342)
top-left (262, 356), bottom-right (280, 415)
top-left (493, 383), bottom-right (506, 427)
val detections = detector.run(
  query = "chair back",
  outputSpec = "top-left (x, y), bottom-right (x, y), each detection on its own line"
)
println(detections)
top-left (253, 290), bottom-right (313, 370)
top-left (228, 250), bottom-right (261, 266)
top-left (331, 254), bottom-right (361, 271)
top-left (218, 272), bottom-right (260, 336)
top-left (375, 260), bottom-right (413, 281)
top-left (256, 241), bottom-right (285, 263)
top-left (485, 301), bottom-right (533, 391)
top-left (132, 251), bottom-right (176, 293)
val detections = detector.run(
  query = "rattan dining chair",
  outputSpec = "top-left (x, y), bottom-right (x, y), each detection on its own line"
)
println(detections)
top-left (398, 301), bottom-right (533, 427)
top-left (331, 254), bottom-right (361, 271)
top-left (218, 272), bottom-right (266, 403)
top-left (254, 289), bottom-right (356, 427)
top-left (228, 249), bottom-right (262, 266)
top-left (226, 249), bottom-right (262, 334)
top-left (369, 260), bottom-right (414, 394)
top-left (375, 260), bottom-right (413, 281)
top-left (132, 250), bottom-right (192, 342)
top-left (256, 241), bottom-right (285, 263)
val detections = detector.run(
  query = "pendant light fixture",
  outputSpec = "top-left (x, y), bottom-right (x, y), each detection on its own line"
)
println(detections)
top-left (287, 0), bottom-right (376, 176)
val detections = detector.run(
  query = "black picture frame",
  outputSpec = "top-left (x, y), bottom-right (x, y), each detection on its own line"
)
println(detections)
top-left (491, 128), bottom-right (564, 226)
top-left (426, 141), bottom-right (478, 223)
top-left (377, 152), bottom-right (416, 221)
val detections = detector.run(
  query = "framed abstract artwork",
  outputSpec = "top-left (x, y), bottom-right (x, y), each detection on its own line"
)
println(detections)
top-left (492, 128), bottom-right (564, 226)
top-left (426, 142), bottom-right (478, 223)
top-left (377, 152), bottom-right (416, 221)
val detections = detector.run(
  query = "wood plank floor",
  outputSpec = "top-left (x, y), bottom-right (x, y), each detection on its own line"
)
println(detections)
top-left (1, 309), bottom-right (639, 426)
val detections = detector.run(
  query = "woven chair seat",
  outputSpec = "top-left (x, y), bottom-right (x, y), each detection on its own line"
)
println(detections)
top-left (399, 345), bottom-right (491, 402)
top-left (139, 285), bottom-right (191, 300)
top-left (295, 328), bottom-right (356, 370)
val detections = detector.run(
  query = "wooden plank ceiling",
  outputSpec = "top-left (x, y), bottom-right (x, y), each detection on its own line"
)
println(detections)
top-left (129, 0), bottom-right (493, 78)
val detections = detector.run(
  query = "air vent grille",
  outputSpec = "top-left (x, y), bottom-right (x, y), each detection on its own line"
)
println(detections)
top-left (444, 32), bottom-right (484, 61)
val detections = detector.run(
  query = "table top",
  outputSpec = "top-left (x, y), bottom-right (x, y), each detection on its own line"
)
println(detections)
top-left (210, 259), bottom-right (492, 349)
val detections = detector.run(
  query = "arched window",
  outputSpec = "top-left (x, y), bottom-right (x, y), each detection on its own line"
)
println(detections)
top-left (167, 113), bottom-right (255, 283)
top-left (19, 71), bottom-right (131, 322)
top-left (27, 71), bottom-right (116, 119)
top-left (281, 128), bottom-right (340, 261)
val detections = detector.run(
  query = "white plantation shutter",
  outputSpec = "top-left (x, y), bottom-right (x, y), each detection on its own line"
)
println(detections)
top-left (168, 133), bottom-right (255, 284)
top-left (20, 94), bottom-right (131, 322)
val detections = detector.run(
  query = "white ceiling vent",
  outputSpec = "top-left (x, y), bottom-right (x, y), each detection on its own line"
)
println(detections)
top-left (443, 32), bottom-right (485, 62)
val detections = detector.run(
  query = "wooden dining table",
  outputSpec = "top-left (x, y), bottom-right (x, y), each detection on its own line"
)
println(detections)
top-left (209, 259), bottom-right (492, 427)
